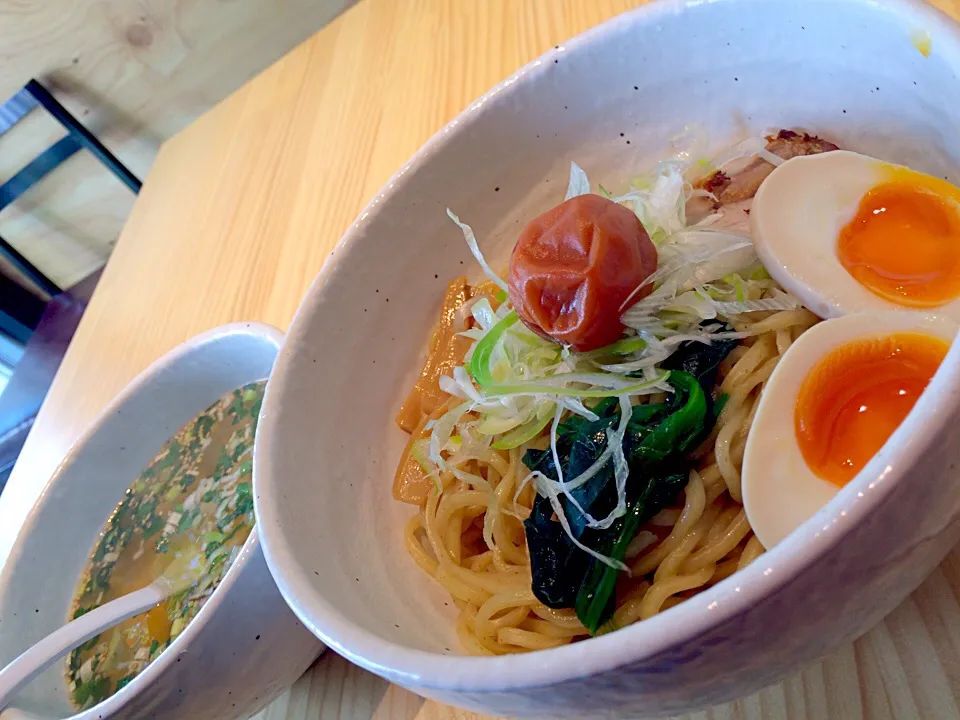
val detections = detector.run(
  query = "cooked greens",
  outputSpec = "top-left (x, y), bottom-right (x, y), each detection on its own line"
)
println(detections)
top-left (522, 337), bottom-right (736, 633)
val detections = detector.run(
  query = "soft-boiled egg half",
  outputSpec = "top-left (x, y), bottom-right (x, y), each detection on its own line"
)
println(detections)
top-left (741, 311), bottom-right (957, 548)
top-left (752, 150), bottom-right (960, 319)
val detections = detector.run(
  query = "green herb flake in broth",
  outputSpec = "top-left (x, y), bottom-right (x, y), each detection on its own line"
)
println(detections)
top-left (232, 441), bottom-right (247, 461)
top-left (177, 507), bottom-right (198, 533)
top-left (65, 380), bottom-right (266, 710)
top-left (74, 676), bottom-right (111, 708)
top-left (141, 514), bottom-right (164, 539)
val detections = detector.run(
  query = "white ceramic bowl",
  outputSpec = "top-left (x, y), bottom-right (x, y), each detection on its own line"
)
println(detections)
top-left (0, 324), bottom-right (323, 720)
top-left (254, 0), bottom-right (960, 716)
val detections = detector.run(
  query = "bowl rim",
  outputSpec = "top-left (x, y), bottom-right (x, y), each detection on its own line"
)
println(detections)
top-left (0, 322), bottom-right (283, 719)
top-left (254, 0), bottom-right (960, 694)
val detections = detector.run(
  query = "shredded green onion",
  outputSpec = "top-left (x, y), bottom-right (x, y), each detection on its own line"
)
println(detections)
top-left (482, 373), bottom-right (669, 399)
top-left (410, 438), bottom-right (437, 481)
top-left (492, 406), bottom-right (555, 449)
top-left (470, 311), bottom-right (519, 388)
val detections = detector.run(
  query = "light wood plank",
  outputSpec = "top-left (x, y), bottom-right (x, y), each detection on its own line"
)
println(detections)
top-left (0, 0), bottom-right (354, 287)
top-left (4, 1), bottom-right (960, 719)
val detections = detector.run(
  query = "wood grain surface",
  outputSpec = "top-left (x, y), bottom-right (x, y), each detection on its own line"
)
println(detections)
top-left (0, 0), bottom-right (352, 288)
top-left (4, 0), bottom-right (960, 718)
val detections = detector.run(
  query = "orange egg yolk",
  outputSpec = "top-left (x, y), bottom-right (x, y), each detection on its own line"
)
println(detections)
top-left (838, 178), bottom-right (960, 307)
top-left (794, 332), bottom-right (948, 487)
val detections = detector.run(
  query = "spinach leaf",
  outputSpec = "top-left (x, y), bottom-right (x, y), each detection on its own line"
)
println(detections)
top-left (574, 471), bottom-right (687, 631)
top-left (524, 398), bottom-right (672, 543)
top-left (523, 372), bottom-right (704, 614)
top-left (660, 334), bottom-right (738, 388)
top-left (522, 336), bottom-right (737, 632)
top-left (524, 495), bottom-right (590, 607)
top-left (572, 372), bottom-right (708, 631)
top-left (627, 371), bottom-right (708, 465)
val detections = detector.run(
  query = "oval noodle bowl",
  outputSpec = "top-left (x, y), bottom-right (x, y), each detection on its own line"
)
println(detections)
top-left (254, 0), bottom-right (960, 716)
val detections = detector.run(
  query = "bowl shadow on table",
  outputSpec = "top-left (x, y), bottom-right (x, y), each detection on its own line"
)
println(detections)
top-left (253, 531), bottom-right (960, 720)
top-left (242, 489), bottom-right (960, 720)
top-left (252, 651), bottom-right (433, 720)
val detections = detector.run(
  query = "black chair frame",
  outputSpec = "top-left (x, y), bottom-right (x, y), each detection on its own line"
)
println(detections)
top-left (0, 79), bottom-right (141, 297)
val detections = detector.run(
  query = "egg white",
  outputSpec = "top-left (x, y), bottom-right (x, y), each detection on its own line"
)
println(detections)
top-left (741, 311), bottom-right (958, 549)
top-left (751, 150), bottom-right (960, 321)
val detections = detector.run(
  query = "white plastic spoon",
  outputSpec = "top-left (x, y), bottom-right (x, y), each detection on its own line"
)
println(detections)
top-left (0, 553), bottom-right (204, 709)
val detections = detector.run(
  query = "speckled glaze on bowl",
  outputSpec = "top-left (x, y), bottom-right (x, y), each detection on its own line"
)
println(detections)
top-left (254, 0), bottom-right (960, 717)
top-left (0, 324), bottom-right (323, 720)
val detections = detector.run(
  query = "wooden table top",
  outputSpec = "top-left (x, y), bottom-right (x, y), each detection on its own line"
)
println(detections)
top-left (6, 0), bottom-right (960, 718)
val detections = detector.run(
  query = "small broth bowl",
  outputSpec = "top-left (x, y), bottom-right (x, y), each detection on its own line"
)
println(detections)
top-left (254, 0), bottom-right (960, 717)
top-left (0, 323), bottom-right (324, 720)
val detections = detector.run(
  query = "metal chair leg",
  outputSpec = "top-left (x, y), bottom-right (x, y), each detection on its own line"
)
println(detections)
top-left (24, 80), bottom-right (142, 195)
top-left (0, 136), bottom-right (81, 213)
top-left (0, 233), bottom-right (61, 297)
top-left (0, 80), bottom-right (139, 299)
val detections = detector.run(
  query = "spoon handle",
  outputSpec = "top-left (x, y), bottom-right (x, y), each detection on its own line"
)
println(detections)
top-left (0, 582), bottom-right (165, 709)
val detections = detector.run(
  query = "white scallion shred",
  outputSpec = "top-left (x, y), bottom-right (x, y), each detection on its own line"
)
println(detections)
top-left (542, 394), bottom-right (632, 532)
top-left (565, 161), bottom-right (591, 200)
top-left (706, 135), bottom-right (768, 170)
top-left (535, 472), bottom-right (629, 572)
top-left (607, 395), bottom-right (632, 528)
top-left (429, 401), bottom-right (473, 474)
top-left (438, 374), bottom-right (466, 399)
top-left (449, 463), bottom-right (487, 487)
top-left (614, 163), bottom-right (688, 245)
top-left (470, 298), bottom-right (498, 331)
top-left (514, 469), bottom-right (536, 506)
top-left (556, 396), bottom-right (599, 421)
top-left (452, 366), bottom-right (485, 404)
top-left (446, 209), bottom-right (509, 293)
top-left (548, 405), bottom-right (565, 487)
top-left (618, 230), bottom-right (754, 314)
top-left (709, 292), bottom-right (802, 315)
top-left (757, 148), bottom-right (784, 167)
top-left (595, 346), bottom-right (672, 374)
